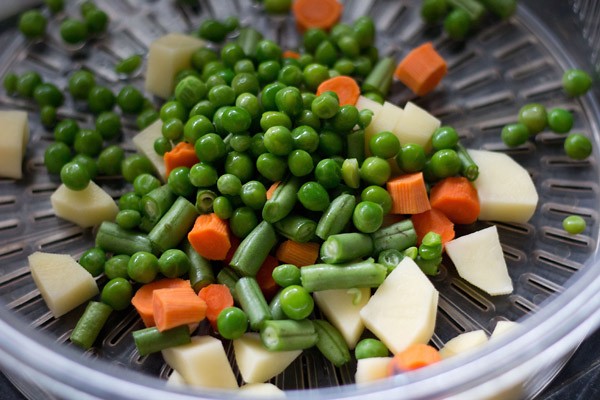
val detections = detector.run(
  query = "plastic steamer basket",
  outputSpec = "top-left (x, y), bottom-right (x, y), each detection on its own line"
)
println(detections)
top-left (0, 0), bottom-right (599, 399)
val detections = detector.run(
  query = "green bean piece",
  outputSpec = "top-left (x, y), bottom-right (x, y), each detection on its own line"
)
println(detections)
top-left (415, 254), bottom-right (442, 276)
top-left (183, 240), bottom-right (216, 292)
top-left (141, 185), bottom-right (176, 223)
top-left (148, 197), bottom-right (199, 254)
top-left (362, 57), bottom-right (395, 97)
top-left (132, 325), bottom-right (191, 356)
top-left (70, 301), bottom-right (112, 350)
top-left (320, 233), bottom-right (374, 264)
top-left (300, 258), bottom-right (387, 292)
top-left (133, 173), bottom-right (161, 197)
top-left (315, 193), bottom-right (356, 240)
top-left (260, 319), bottom-right (317, 351)
top-left (268, 290), bottom-right (286, 320)
top-left (115, 54), bottom-right (142, 75)
top-left (95, 221), bottom-right (153, 256)
top-left (196, 189), bottom-right (217, 214)
top-left (237, 27), bottom-right (263, 58)
top-left (273, 214), bottom-right (317, 243)
top-left (346, 129), bottom-right (366, 164)
top-left (456, 144), bottom-right (479, 181)
top-left (370, 219), bottom-right (417, 256)
top-left (217, 267), bottom-right (241, 303)
top-left (262, 175), bottom-right (301, 223)
top-left (313, 320), bottom-right (351, 367)
top-left (230, 221), bottom-right (278, 277)
top-left (236, 277), bottom-right (272, 331)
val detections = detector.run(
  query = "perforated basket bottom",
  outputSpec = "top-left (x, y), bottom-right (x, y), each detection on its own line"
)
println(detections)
top-left (0, 0), bottom-right (598, 398)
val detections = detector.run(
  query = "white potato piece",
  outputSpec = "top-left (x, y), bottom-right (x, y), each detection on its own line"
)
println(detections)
top-left (313, 288), bottom-right (370, 349)
top-left (162, 335), bottom-right (238, 389)
top-left (238, 383), bottom-right (286, 398)
top-left (445, 225), bottom-right (513, 296)
top-left (439, 330), bottom-right (488, 359)
top-left (132, 119), bottom-right (167, 180)
top-left (355, 357), bottom-right (393, 385)
top-left (28, 252), bottom-right (99, 318)
top-left (355, 95), bottom-right (384, 142)
top-left (166, 370), bottom-right (187, 387)
top-left (490, 320), bottom-right (519, 340)
top-left (0, 110), bottom-right (29, 179)
top-left (365, 101), bottom-right (404, 155)
top-left (393, 101), bottom-right (440, 151)
top-left (360, 257), bottom-right (438, 354)
top-left (145, 33), bottom-right (205, 98)
top-left (51, 181), bottom-right (119, 228)
top-left (468, 149), bottom-right (538, 223)
top-left (233, 333), bottom-right (301, 384)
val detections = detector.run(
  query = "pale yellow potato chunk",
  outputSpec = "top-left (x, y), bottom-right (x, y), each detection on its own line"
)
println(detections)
top-left (233, 333), bottom-right (301, 384)
top-left (28, 252), bottom-right (99, 318)
top-left (50, 181), bottom-right (119, 228)
top-left (238, 383), bottom-right (286, 398)
top-left (132, 119), bottom-right (167, 180)
top-left (393, 101), bottom-right (440, 151)
top-left (162, 335), bottom-right (238, 389)
top-left (490, 320), bottom-right (520, 340)
top-left (439, 330), bottom-right (488, 359)
top-left (355, 357), bottom-right (393, 385)
top-left (0, 110), bottom-right (29, 179)
top-left (145, 33), bottom-right (205, 98)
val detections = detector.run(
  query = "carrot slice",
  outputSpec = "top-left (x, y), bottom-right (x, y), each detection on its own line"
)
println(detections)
top-left (188, 213), bottom-right (232, 260)
top-left (198, 284), bottom-right (234, 329)
top-left (388, 343), bottom-right (441, 375)
top-left (163, 141), bottom-right (199, 178)
top-left (275, 240), bottom-right (320, 267)
top-left (394, 42), bottom-right (447, 96)
top-left (283, 50), bottom-right (301, 59)
top-left (153, 286), bottom-right (207, 332)
top-left (292, 0), bottom-right (343, 32)
top-left (265, 181), bottom-right (281, 200)
top-left (255, 255), bottom-right (280, 300)
top-left (411, 208), bottom-right (455, 246)
top-left (429, 176), bottom-right (480, 224)
top-left (386, 172), bottom-right (431, 214)
top-left (316, 76), bottom-right (361, 106)
top-left (131, 278), bottom-right (190, 327)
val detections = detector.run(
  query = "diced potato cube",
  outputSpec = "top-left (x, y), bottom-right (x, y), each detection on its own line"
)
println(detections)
top-left (233, 333), bottom-right (301, 384)
top-left (0, 110), bottom-right (29, 179)
top-left (166, 370), bottom-right (187, 387)
top-left (132, 119), bottom-right (166, 181)
top-left (355, 357), bottom-right (393, 385)
top-left (313, 288), bottom-right (370, 349)
top-left (393, 101), bottom-right (440, 151)
top-left (145, 33), bottom-right (205, 98)
top-left (445, 225), bottom-right (513, 296)
top-left (28, 252), bottom-right (99, 318)
top-left (238, 383), bottom-right (286, 398)
top-left (468, 149), bottom-right (538, 223)
top-left (50, 181), bottom-right (119, 228)
top-left (162, 335), bottom-right (238, 389)
top-left (439, 330), bottom-right (488, 359)
top-left (366, 102), bottom-right (404, 156)
top-left (490, 320), bottom-right (519, 340)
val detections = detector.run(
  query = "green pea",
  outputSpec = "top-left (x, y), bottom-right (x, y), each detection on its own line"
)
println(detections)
top-left (168, 166), bottom-right (195, 197)
top-left (303, 28), bottom-right (328, 53)
top-left (303, 63), bottom-right (329, 91)
top-left (189, 163), bottom-right (218, 188)
top-left (224, 151), bottom-right (254, 182)
top-left (338, 35), bottom-right (360, 58)
top-left (264, 0), bottom-right (292, 13)
top-left (260, 81), bottom-right (286, 111)
top-left (361, 185), bottom-right (392, 214)
top-left (314, 41), bottom-right (337, 67)
top-left (54, 119), bottom-right (79, 145)
top-left (240, 180), bottom-right (267, 210)
top-left (3, 72), bottom-right (18, 95)
top-left (79, 247), bottom-right (106, 277)
top-left (160, 100), bottom-right (187, 122)
top-left (74, 129), bottom-right (103, 157)
top-left (315, 158), bottom-right (342, 189)
top-left (272, 264), bottom-right (301, 287)
top-left (40, 106), bottom-right (57, 128)
top-left (396, 143), bottom-right (426, 173)
top-left (192, 47), bottom-right (218, 71)
top-left (213, 196), bottom-right (233, 219)
top-left (222, 106), bottom-right (252, 135)
top-left (153, 137), bottom-right (172, 156)
top-left (158, 249), bottom-right (191, 278)
top-left (72, 154), bottom-right (98, 179)
top-left (334, 58), bottom-right (355, 76)
top-left (444, 8), bottom-right (471, 40)
top-left (118, 192), bottom-right (141, 212)
top-left (133, 173), bottom-right (161, 196)
top-left (236, 93), bottom-right (261, 122)
top-left (355, 338), bottom-right (389, 359)
top-left (280, 285), bottom-right (314, 320)
top-left (256, 39), bottom-right (282, 62)
top-left (116, 85), bottom-right (144, 114)
top-left (16, 71), bottom-right (42, 98)
top-left (121, 154), bottom-right (155, 182)
top-left (208, 84), bottom-right (236, 107)
top-left (250, 133), bottom-right (269, 158)
top-left (95, 111), bottom-right (122, 140)
top-left (562, 69), bottom-right (592, 97)
top-left (175, 76), bottom-right (207, 108)
top-left (547, 108), bottom-right (574, 134)
top-left (278, 65), bottom-right (304, 87)
top-left (518, 103), bottom-right (547, 135)
top-left (291, 125), bottom-right (320, 153)
top-left (217, 306), bottom-right (248, 340)
top-left (369, 131), bottom-right (400, 159)
top-left (128, 251), bottom-right (159, 283)
top-left (115, 54), bottom-right (142, 75)
top-left (97, 145), bottom-right (125, 176)
top-left (33, 83), bottom-right (64, 107)
top-left (231, 72), bottom-right (260, 97)
top-left (564, 133), bottom-right (592, 160)
top-left (275, 86), bottom-right (304, 117)
top-left (217, 173), bottom-right (243, 196)
top-left (221, 42), bottom-right (245, 67)
top-left (311, 93), bottom-right (339, 119)
top-left (298, 181), bottom-right (330, 211)
top-left (234, 59), bottom-right (256, 74)
top-left (288, 149), bottom-right (314, 177)
top-left (198, 19), bottom-right (229, 42)
top-left (501, 123), bottom-right (529, 147)
top-left (84, 8), bottom-right (109, 34)
top-left (360, 156), bottom-right (391, 186)
top-left (189, 100), bottom-right (216, 120)
top-left (421, 0), bottom-right (448, 24)
top-left (230, 207), bottom-right (258, 238)
top-left (257, 60), bottom-right (282, 85)
top-left (60, 18), bottom-right (88, 44)
top-left (60, 161), bottom-right (90, 191)
top-left (19, 10), bottom-right (47, 39)
top-left (101, 278), bottom-right (132, 311)
top-left (432, 126), bottom-right (459, 150)
top-left (353, 201), bottom-right (383, 233)
top-left (115, 209), bottom-right (142, 230)
top-left (256, 153), bottom-right (288, 182)
top-left (68, 70), bottom-right (95, 100)
top-left (260, 111), bottom-right (292, 132)
top-left (230, 134), bottom-right (252, 152)
top-left (264, 126), bottom-right (294, 156)
top-left (562, 215), bottom-right (586, 234)
top-left (430, 148), bottom-right (461, 178)
top-left (358, 109), bottom-right (374, 129)
top-left (87, 85), bottom-right (115, 114)
top-left (161, 118), bottom-right (184, 141)
top-left (353, 56), bottom-right (373, 78)
top-left (318, 131), bottom-right (344, 156)
top-left (104, 255), bottom-right (130, 280)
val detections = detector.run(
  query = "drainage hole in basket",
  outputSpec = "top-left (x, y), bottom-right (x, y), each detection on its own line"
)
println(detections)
top-left (449, 281), bottom-right (492, 312)
top-left (534, 250), bottom-right (581, 274)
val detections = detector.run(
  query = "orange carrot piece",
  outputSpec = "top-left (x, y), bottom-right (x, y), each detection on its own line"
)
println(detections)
top-left (188, 213), bottom-right (231, 260)
top-left (388, 344), bottom-right (441, 375)
top-left (292, 0), bottom-right (343, 32)
top-left (429, 176), bottom-right (480, 224)
top-left (265, 181), bottom-right (281, 200)
top-left (255, 255), bottom-right (280, 300)
top-left (164, 141), bottom-right (199, 178)
top-left (411, 209), bottom-right (455, 246)
top-left (316, 76), bottom-right (361, 106)
top-left (131, 278), bottom-right (191, 327)
top-left (394, 42), bottom-right (447, 97)
top-left (283, 50), bottom-right (301, 59)
top-left (386, 172), bottom-right (431, 215)
top-left (153, 287), bottom-right (207, 332)
top-left (275, 240), bottom-right (320, 267)
top-left (198, 284), bottom-right (234, 329)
